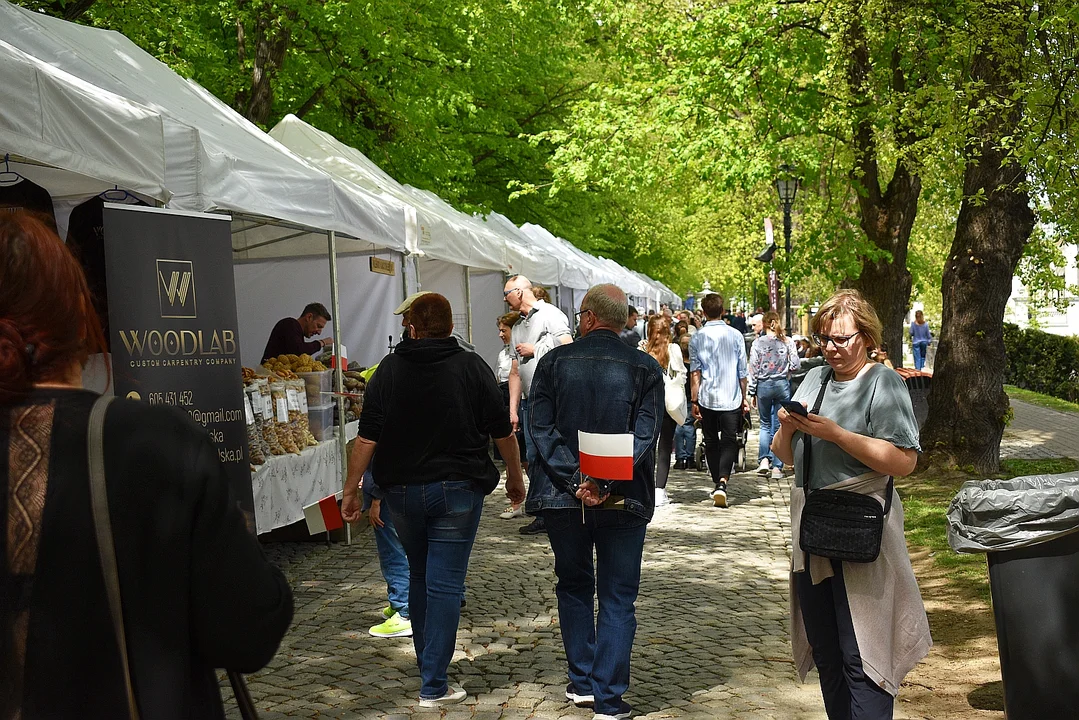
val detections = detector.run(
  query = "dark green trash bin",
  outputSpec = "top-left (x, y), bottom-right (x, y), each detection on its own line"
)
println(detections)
top-left (948, 473), bottom-right (1079, 719)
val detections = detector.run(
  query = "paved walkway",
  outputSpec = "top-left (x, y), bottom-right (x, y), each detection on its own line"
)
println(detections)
top-left (1000, 399), bottom-right (1079, 460)
top-left (224, 398), bottom-right (1075, 719)
top-left (229, 455), bottom-right (833, 719)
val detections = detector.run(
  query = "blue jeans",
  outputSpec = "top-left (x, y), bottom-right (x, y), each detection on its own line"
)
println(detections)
top-left (384, 481), bottom-right (484, 699)
top-left (520, 396), bottom-right (536, 467)
top-left (363, 485), bottom-right (409, 619)
top-left (913, 341), bottom-right (929, 371)
top-left (543, 509), bottom-right (648, 716)
top-left (674, 417), bottom-right (696, 461)
top-left (756, 378), bottom-right (790, 470)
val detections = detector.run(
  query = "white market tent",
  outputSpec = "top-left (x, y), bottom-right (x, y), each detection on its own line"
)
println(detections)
top-left (0, 38), bottom-right (181, 232)
top-left (269, 114), bottom-right (519, 364)
top-left (0, 1), bottom-right (408, 257)
top-left (0, 0), bottom-right (410, 375)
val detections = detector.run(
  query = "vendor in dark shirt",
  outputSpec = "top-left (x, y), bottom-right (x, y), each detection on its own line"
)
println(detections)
top-left (261, 302), bottom-right (334, 362)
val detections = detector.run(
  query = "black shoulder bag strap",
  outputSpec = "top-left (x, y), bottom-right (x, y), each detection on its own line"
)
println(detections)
top-left (801, 368), bottom-right (893, 512)
top-left (87, 395), bottom-right (140, 720)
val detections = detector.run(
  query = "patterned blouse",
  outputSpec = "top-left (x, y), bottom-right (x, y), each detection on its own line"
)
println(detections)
top-left (748, 334), bottom-right (801, 394)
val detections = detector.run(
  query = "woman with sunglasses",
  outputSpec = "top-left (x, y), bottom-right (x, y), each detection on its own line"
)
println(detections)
top-left (771, 290), bottom-right (929, 720)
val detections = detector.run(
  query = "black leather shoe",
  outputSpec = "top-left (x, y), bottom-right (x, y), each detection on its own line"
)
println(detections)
top-left (673, 459), bottom-right (686, 470)
top-left (519, 517), bottom-right (547, 535)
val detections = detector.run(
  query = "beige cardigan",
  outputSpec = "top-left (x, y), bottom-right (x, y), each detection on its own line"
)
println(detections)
top-left (790, 472), bottom-right (932, 696)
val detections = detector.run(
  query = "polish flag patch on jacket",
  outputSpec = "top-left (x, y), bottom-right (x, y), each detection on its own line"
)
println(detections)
top-left (578, 430), bottom-right (634, 481)
top-left (303, 492), bottom-right (344, 535)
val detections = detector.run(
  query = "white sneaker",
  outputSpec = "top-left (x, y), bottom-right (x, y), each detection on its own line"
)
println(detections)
top-left (655, 488), bottom-right (670, 506)
top-left (756, 458), bottom-right (770, 475)
top-left (419, 685), bottom-right (467, 708)
top-left (770, 467), bottom-right (784, 479)
top-left (499, 504), bottom-right (525, 519)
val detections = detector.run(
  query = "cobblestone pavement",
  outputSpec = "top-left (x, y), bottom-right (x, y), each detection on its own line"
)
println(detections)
top-left (224, 398), bottom-right (1073, 719)
top-left (227, 438), bottom-right (843, 719)
top-left (1000, 399), bottom-right (1079, 460)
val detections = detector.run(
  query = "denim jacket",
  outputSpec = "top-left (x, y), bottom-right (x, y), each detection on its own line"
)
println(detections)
top-left (524, 329), bottom-right (664, 520)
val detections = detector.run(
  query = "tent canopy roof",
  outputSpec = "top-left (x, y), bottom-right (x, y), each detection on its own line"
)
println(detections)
top-left (0, 1), bottom-right (407, 252)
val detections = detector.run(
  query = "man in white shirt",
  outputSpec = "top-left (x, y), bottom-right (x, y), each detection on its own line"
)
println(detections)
top-left (504, 274), bottom-right (573, 534)
top-left (689, 292), bottom-right (749, 508)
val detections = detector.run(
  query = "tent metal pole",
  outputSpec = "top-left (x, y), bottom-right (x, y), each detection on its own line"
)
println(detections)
top-left (327, 229), bottom-right (350, 546)
top-left (465, 268), bottom-right (474, 342)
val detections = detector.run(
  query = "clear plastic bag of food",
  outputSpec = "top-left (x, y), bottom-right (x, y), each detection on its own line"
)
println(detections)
top-left (243, 390), bottom-right (266, 465)
top-left (245, 383), bottom-right (272, 461)
top-left (287, 378), bottom-right (319, 446)
top-left (268, 378), bottom-right (300, 454)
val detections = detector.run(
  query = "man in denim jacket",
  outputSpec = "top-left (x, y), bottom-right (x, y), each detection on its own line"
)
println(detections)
top-left (525, 283), bottom-right (664, 720)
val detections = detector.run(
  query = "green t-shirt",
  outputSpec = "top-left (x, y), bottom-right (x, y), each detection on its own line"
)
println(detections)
top-left (791, 362), bottom-right (921, 490)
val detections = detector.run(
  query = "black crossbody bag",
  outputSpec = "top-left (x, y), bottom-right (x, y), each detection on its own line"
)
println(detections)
top-left (798, 369), bottom-right (893, 563)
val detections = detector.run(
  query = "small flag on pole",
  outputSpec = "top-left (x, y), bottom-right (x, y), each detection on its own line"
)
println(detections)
top-left (303, 492), bottom-right (344, 535)
top-left (578, 431), bottom-right (634, 481)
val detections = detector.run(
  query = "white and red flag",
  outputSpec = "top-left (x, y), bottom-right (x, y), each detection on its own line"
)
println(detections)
top-left (578, 431), bottom-right (634, 481)
top-left (303, 492), bottom-right (344, 535)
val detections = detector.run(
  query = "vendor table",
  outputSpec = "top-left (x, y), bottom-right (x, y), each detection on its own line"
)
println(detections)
top-left (251, 421), bottom-right (358, 534)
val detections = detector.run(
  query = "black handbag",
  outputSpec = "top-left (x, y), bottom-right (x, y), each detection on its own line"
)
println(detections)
top-left (797, 370), bottom-right (893, 563)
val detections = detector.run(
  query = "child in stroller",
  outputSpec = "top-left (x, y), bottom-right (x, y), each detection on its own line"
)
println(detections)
top-left (693, 409), bottom-right (752, 474)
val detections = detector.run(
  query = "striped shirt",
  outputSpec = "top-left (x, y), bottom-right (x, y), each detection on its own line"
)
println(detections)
top-left (689, 320), bottom-right (748, 411)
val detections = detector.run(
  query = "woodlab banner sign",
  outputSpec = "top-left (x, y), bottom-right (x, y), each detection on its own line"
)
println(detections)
top-left (102, 205), bottom-right (254, 517)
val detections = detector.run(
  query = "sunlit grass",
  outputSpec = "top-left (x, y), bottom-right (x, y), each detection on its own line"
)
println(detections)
top-left (1005, 385), bottom-right (1079, 415)
top-left (901, 456), bottom-right (1079, 602)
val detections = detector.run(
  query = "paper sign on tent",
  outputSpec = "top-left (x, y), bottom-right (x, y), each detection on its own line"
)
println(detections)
top-left (303, 492), bottom-right (344, 535)
top-left (578, 430), bottom-right (634, 481)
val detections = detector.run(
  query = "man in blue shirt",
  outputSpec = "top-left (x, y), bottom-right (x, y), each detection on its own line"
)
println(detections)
top-left (689, 293), bottom-right (749, 507)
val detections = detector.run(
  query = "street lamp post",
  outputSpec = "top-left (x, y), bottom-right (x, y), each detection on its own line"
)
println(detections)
top-left (775, 164), bottom-right (800, 333)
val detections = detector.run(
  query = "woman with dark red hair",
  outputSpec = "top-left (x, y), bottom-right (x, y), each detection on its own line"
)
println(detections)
top-left (0, 211), bottom-right (293, 719)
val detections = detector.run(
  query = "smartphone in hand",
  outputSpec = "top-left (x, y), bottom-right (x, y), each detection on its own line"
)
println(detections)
top-left (780, 400), bottom-right (809, 417)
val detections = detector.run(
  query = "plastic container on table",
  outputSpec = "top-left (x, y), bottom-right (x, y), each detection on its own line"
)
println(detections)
top-left (298, 370), bottom-right (333, 407)
top-left (947, 472), bottom-right (1079, 718)
top-left (307, 403), bottom-right (335, 442)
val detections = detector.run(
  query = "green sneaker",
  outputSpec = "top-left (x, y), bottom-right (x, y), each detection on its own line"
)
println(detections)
top-left (381, 605), bottom-right (395, 620)
top-left (369, 612), bottom-right (412, 638)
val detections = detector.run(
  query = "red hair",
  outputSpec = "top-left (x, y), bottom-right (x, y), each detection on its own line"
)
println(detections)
top-left (0, 211), bottom-right (109, 403)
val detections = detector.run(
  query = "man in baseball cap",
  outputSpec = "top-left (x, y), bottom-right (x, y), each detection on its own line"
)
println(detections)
top-left (395, 290), bottom-right (474, 352)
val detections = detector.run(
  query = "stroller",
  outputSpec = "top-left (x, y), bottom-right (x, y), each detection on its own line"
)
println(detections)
top-left (694, 409), bottom-right (752, 474)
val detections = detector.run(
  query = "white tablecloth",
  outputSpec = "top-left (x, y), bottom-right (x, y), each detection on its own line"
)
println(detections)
top-left (250, 421), bottom-right (359, 534)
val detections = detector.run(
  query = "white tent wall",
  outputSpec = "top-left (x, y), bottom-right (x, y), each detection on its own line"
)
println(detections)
top-left (233, 250), bottom-right (404, 369)
top-left (573, 288), bottom-right (588, 313)
top-left (469, 271), bottom-right (507, 369)
top-left (418, 258), bottom-right (469, 338)
top-left (557, 285), bottom-right (576, 323)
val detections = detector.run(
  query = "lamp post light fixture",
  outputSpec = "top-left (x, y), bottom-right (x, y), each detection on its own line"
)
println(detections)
top-left (775, 164), bottom-right (800, 332)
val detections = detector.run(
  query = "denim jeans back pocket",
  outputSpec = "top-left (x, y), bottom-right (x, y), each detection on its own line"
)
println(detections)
top-left (440, 480), bottom-right (479, 517)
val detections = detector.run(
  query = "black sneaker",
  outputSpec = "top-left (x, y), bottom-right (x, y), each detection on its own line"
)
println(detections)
top-left (673, 459), bottom-right (686, 470)
top-left (594, 701), bottom-right (633, 719)
top-left (565, 683), bottom-right (594, 708)
top-left (685, 459), bottom-right (697, 470)
top-left (519, 517), bottom-right (547, 535)
top-left (711, 482), bottom-right (728, 508)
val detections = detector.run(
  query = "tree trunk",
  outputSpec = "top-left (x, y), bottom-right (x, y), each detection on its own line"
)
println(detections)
top-left (845, 19), bottom-right (920, 366)
top-left (851, 157), bottom-right (919, 369)
top-left (236, 3), bottom-right (294, 126)
top-left (47, 0), bottom-right (96, 20)
top-left (920, 0), bottom-right (1035, 474)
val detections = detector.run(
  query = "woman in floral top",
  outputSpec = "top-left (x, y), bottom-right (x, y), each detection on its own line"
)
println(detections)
top-left (748, 311), bottom-right (800, 478)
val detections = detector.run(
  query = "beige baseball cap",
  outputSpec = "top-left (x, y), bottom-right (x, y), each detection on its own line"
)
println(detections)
top-left (393, 291), bottom-right (433, 315)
